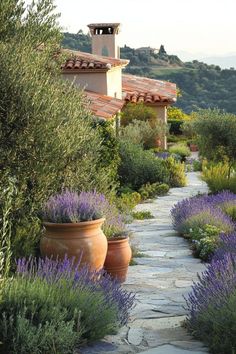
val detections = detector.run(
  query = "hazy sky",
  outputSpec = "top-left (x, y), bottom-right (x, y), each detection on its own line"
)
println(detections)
top-left (55, 0), bottom-right (235, 58)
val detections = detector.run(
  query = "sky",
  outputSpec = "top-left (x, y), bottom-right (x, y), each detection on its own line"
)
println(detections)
top-left (54, 0), bottom-right (236, 60)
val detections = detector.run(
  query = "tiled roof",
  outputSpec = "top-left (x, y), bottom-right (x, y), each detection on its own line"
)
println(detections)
top-left (85, 91), bottom-right (125, 120)
top-left (62, 50), bottom-right (129, 71)
top-left (122, 74), bottom-right (177, 104)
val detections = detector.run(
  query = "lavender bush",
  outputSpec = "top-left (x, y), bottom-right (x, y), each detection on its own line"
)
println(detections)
top-left (171, 193), bottom-right (235, 235)
top-left (171, 191), bottom-right (236, 260)
top-left (185, 234), bottom-right (236, 353)
top-left (0, 256), bottom-right (135, 354)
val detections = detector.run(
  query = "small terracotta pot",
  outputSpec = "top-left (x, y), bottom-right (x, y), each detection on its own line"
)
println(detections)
top-left (104, 237), bottom-right (132, 283)
top-left (40, 218), bottom-right (107, 271)
top-left (189, 143), bottom-right (198, 152)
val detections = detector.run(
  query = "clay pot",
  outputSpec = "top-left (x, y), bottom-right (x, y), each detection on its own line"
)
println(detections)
top-left (104, 237), bottom-right (132, 283)
top-left (40, 218), bottom-right (107, 271)
top-left (189, 143), bottom-right (198, 152)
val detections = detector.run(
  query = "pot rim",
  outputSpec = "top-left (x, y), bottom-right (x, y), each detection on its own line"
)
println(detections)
top-left (43, 217), bottom-right (105, 227)
top-left (107, 236), bottom-right (129, 243)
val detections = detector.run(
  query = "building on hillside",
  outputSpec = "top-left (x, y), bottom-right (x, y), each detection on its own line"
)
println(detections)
top-left (136, 46), bottom-right (159, 55)
top-left (61, 23), bottom-right (177, 148)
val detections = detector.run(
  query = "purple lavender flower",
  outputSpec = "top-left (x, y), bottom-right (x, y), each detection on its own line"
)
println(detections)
top-left (213, 232), bottom-right (236, 260)
top-left (16, 256), bottom-right (135, 325)
top-left (185, 252), bottom-right (236, 331)
top-left (41, 190), bottom-right (127, 236)
top-left (41, 190), bottom-right (106, 223)
top-left (155, 151), bottom-right (170, 160)
top-left (171, 192), bottom-right (235, 235)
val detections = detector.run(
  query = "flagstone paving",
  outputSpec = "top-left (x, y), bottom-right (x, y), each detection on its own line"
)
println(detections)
top-left (79, 172), bottom-right (209, 354)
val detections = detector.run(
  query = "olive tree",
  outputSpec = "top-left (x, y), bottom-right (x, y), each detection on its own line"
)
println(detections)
top-left (0, 0), bottom-right (116, 258)
top-left (193, 109), bottom-right (236, 169)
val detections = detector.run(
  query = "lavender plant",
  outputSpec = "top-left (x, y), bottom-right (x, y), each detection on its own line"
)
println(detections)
top-left (185, 250), bottom-right (236, 353)
top-left (41, 190), bottom-right (104, 223)
top-left (41, 190), bottom-right (127, 237)
top-left (171, 192), bottom-right (236, 259)
top-left (0, 256), bottom-right (135, 354)
top-left (214, 232), bottom-right (236, 260)
top-left (171, 192), bottom-right (236, 235)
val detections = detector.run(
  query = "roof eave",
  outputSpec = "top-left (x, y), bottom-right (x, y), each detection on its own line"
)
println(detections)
top-left (61, 68), bottom-right (108, 74)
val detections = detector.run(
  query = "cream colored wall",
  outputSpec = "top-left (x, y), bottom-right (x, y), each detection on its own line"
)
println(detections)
top-left (106, 67), bottom-right (122, 99)
top-left (62, 72), bottom-right (108, 96)
top-left (63, 68), bottom-right (122, 99)
top-left (92, 34), bottom-right (119, 58)
top-left (147, 104), bottom-right (167, 149)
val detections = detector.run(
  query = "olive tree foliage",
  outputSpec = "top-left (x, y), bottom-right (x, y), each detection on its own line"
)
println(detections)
top-left (192, 109), bottom-right (236, 165)
top-left (0, 0), bottom-right (116, 258)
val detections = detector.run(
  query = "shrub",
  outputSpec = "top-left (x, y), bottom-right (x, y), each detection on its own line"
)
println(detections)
top-left (0, 257), bottom-right (135, 354)
top-left (120, 119), bottom-right (166, 149)
top-left (138, 182), bottom-right (169, 200)
top-left (185, 249), bottom-right (236, 354)
top-left (164, 157), bottom-right (187, 187)
top-left (121, 102), bottom-right (157, 126)
top-left (131, 211), bottom-right (154, 220)
top-left (0, 179), bottom-right (15, 301)
top-left (193, 160), bottom-right (202, 172)
top-left (91, 120), bottom-right (120, 182)
top-left (189, 225), bottom-right (221, 260)
top-left (192, 109), bottom-right (236, 163)
top-left (167, 106), bottom-right (190, 121)
top-left (116, 192), bottom-right (141, 215)
top-left (169, 143), bottom-right (191, 161)
top-left (181, 120), bottom-right (196, 139)
top-left (183, 209), bottom-right (234, 236)
top-left (168, 134), bottom-right (180, 143)
top-left (118, 142), bottom-right (169, 190)
top-left (202, 162), bottom-right (236, 193)
top-left (171, 193), bottom-right (235, 236)
top-left (167, 119), bottom-right (184, 135)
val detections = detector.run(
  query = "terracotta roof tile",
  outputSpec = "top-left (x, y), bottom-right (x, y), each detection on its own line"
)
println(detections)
top-left (85, 91), bottom-right (125, 120)
top-left (62, 50), bottom-right (129, 71)
top-left (122, 74), bottom-right (177, 104)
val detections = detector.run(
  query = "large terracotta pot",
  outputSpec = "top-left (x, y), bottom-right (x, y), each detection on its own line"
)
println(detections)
top-left (104, 237), bottom-right (132, 283)
top-left (40, 218), bottom-right (107, 271)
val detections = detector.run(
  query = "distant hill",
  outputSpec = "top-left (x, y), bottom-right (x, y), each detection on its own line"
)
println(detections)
top-left (62, 31), bottom-right (236, 115)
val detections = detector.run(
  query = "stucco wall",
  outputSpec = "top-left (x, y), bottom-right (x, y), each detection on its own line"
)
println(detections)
top-left (106, 67), bottom-right (122, 99)
top-left (62, 72), bottom-right (108, 95)
top-left (63, 69), bottom-right (122, 99)
top-left (147, 104), bottom-right (167, 149)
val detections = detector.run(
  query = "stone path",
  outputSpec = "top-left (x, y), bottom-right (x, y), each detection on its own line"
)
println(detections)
top-left (79, 172), bottom-right (209, 354)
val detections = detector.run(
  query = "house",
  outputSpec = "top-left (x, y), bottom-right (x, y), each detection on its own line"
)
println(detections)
top-left (136, 46), bottom-right (159, 55)
top-left (61, 23), bottom-right (177, 148)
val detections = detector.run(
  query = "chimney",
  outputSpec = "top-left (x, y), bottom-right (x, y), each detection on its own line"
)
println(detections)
top-left (88, 23), bottom-right (120, 58)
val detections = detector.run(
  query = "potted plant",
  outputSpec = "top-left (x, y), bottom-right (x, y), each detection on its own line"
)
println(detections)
top-left (188, 139), bottom-right (198, 152)
top-left (100, 202), bottom-right (132, 283)
top-left (40, 190), bottom-right (108, 271)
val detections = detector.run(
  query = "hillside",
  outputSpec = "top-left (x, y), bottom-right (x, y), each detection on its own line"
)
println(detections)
top-left (62, 31), bottom-right (236, 114)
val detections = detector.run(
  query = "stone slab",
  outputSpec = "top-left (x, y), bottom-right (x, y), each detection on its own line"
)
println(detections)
top-left (140, 344), bottom-right (208, 354)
